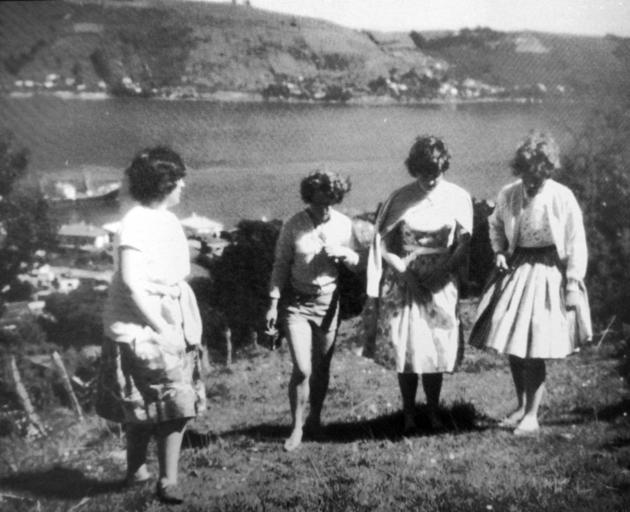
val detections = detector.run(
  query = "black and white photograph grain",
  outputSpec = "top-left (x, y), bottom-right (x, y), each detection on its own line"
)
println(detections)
top-left (1, 0), bottom-right (630, 510)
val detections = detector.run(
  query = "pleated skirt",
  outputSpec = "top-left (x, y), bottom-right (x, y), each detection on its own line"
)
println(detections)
top-left (469, 246), bottom-right (591, 359)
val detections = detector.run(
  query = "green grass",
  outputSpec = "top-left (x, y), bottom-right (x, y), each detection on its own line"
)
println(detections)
top-left (1, 321), bottom-right (630, 511)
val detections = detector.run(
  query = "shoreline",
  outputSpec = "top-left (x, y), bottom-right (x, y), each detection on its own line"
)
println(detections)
top-left (4, 88), bottom-right (571, 106)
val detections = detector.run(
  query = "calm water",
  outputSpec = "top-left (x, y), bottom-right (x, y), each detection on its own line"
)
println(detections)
top-left (0, 96), bottom-right (592, 227)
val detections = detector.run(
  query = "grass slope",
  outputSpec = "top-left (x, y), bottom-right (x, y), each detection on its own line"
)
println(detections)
top-left (1, 317), bottom-right (629, 511)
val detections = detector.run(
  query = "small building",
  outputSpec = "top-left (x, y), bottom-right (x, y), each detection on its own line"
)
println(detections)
top-left (57, 222), bottom-right (110, 250)
top-left (180, 213), bottom-right (224, 238)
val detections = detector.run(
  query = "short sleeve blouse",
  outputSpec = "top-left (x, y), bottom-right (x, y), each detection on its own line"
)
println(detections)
top-left (116, 205), bottom-right (190, 284)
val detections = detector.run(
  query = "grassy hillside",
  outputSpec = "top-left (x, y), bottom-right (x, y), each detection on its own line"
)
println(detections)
top-left (0, 0), bottom-right (439, 95)
top-left (1, 1), bottom-right (629, 100)
top-left (1, 326), bottom-right (629, 511)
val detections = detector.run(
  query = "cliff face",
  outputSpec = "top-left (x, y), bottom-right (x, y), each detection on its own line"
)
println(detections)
top-left (1, 0), bottom-right (628, 100)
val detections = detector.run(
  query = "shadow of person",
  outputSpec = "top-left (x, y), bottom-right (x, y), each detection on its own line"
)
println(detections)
top-left (213, 401), bottom-right (488, 445)
top-left (0, 466), bottom-right (122, 500)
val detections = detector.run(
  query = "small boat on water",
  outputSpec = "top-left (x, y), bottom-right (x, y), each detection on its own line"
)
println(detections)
top-left (44, 179), bottom-right (121, 207)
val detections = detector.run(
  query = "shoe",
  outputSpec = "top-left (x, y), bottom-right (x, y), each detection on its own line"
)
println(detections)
top-left (156, 480), bottom-right (184, 505)
top-left (513, 417), bottom-right (540, 437)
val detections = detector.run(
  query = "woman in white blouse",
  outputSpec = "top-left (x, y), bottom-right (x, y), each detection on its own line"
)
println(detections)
top-left (366, 136), bottom-right (473, 434)
top-left (96, 147), bottom-right (205, 504)
top-left (265, 171), bottom-right (359, 451)
top-left (470, 131), bottom-right (592, 435)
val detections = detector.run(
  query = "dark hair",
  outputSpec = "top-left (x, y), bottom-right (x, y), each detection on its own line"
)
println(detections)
top-left (125, 146), bottom-right (186, 205)
top-left (300, 170), bottom-right (351, 205)
top-left (511, 131), bottom-right (560, 179)
top-left (405, 135), bottom-right (451, 178)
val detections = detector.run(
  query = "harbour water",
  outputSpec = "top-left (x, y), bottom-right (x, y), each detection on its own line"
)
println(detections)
top-left (0, 96), bottom-right (593, 227)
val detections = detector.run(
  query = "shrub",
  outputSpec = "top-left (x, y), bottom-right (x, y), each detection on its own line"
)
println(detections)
top-left (42, 285), bottom-right (107, 350)
top-left (557, 102), bottom-right (630, 325)
top-left (208, 219), bottom-right (282, 348)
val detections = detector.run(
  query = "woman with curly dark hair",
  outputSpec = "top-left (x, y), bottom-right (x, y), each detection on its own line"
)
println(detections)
top-left (266, 170), bottom-right (359, 451)
top-left (96, 146), bottom-right (205, 504)
top-left (469, 131), bottom-right (591, 436)
top-left (366, 135), bottom-right (472, 434)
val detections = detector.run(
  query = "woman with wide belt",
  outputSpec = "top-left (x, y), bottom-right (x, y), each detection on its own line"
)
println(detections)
top-left (365, 135), bottom-right (473, 434)
top-left (469, 131), bottom-right (592, 435)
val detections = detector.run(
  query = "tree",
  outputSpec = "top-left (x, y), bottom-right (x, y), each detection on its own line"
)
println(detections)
top-left (557, 101), bottom-right (630, 324)
top-left (0, 130), bottom-right (56, 289)
top-left (208, 219), bottom-right (282, 349)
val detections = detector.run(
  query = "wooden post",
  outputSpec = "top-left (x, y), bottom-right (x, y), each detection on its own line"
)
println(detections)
top-left (8, 356), bottom-right (46, 436)
top-left (51, 351), bottom-right (84, 422)
top-left (225, 326), bottom-right (232, 367)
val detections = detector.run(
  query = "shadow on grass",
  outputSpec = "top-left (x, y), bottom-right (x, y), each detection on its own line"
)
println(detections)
top-left (0, 466), bottom-right (123, 500)
top-left (184, 402), bottom-right (490, 448)
top-left (542, 398), bottom-right (630, 427)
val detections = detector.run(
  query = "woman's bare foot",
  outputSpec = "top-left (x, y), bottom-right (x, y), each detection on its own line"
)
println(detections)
top-left (513, 415), bottom-right (540, 436)
top-left (283, 429), bottom-right (303, 451)
top-left (498, 408), bottom-right (525, 428)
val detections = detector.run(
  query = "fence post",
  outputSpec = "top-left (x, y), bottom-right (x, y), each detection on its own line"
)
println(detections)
top-left (8, 356), bottom-right (46, 436)
top-left (51, 351), bottom-right (84, 422)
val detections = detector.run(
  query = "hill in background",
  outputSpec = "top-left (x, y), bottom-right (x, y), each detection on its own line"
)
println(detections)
top-left (0, 0), bottom-right (629, 101)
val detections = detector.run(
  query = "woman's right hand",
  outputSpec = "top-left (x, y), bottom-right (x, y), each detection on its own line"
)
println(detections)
top-left (495, 252), bottom-right (510, 272)
top-left (265, 304), bottom-right (278, 332)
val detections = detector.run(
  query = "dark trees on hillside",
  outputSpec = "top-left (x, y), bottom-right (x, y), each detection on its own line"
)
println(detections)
top-left (206, 219), bottom-right (282, 350)
top-left (0, 130), bottom-right (55, 290)
top-left (557, 102), bottom-right (630, 324)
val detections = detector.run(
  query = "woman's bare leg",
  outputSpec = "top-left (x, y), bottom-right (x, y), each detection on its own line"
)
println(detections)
top-left (284, 316), bottom-right (312, 451)
top-left (307, 327), bottom-right (336, 432)
top-left (156, 418), bottom-right (188, 486)
top-left (504, 355), bottom-right (527, 425)
top-left (515, 358), bottom-right (546, 432)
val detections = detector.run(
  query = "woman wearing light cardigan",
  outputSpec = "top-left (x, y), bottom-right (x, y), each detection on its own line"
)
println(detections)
top-left (469, 131), bottom-right (592, 436)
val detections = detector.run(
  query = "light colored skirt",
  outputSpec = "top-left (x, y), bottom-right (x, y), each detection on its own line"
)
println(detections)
top-left (369, 253), bottom-right (463, 374)
top-left (469, 246), bottom-right (592, 359)
top-left (96, 332), bottom-right (206, 424)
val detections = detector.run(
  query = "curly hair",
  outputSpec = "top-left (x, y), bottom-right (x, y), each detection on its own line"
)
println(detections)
top-left (405, 135), bottom-right (451, 178)
top-left (125, 146), bottom-right (186, 205)
top-left (300, 170), bottom-right (351, 205)
top-left (511, 131), bottom-right (561, 179)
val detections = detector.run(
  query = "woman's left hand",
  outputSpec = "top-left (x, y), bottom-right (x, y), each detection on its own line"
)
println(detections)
top-left (565, 289), bottom-right (580, 310)
top-left (324, 244), bottom-right (358, 265)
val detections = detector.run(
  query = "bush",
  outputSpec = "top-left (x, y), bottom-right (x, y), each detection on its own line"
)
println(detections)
top-left (208, 219), bottom-right (282, 348)
top-left (42, 285), bottom-right (107, 350)
top-left (557, 102), bottom-right (630, 325)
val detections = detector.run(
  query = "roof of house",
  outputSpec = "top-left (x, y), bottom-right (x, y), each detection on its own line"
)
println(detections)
top-left (58, 222), bottom-right (108, 238)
